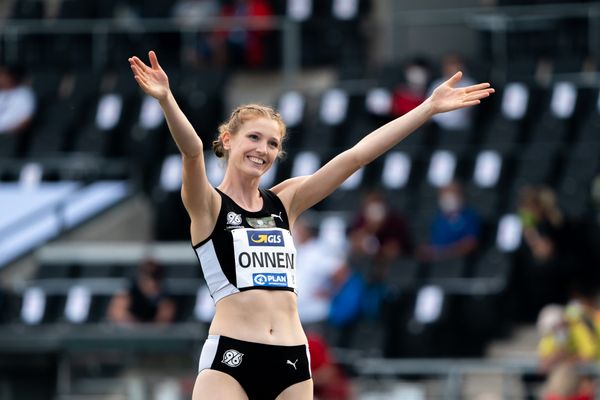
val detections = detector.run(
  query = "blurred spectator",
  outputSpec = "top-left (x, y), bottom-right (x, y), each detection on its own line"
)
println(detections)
top-left (108, 259), bottom-right (176, 325)
top-left (307, 333), bottom-right (353, 400)
top-left (537, 305), bottom-right (570, 371)
top-left (349, 189), bottom-right (412, 270)
top-left (543, 363), bottom-right (594, 400)
top-left (0, 65), bottom-right (36, 135)
top-left (515, 185), bottom-right (569, 320)
top-left (327, 263), bottom-right (363, 348)
top-left (292, 214), bottom-right (346, 333)
top-left (215, 0), bottom-right (274, 68)
top-left (428, 53), bottom-right (476, 131)
top-left (562, 281), bottom-right (600, 364)
top-left (417, 181), bottom-right (481, 262)
top-left (391, 57), bottom-right (431, 117)
top-left (536, 278), bottom-right (600, 400)
top-left (348, 189), bottom-right (412, 320)
top-left (172, 0), bottom-right (219, 22)
top-left (171, 0), bottom-right (221, 67)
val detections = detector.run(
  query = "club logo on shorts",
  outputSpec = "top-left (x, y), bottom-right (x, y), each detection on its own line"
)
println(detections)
top-left (247, 230), bottom-right (284, 246)
top-left (226, 212), bottom-right (242, 226)
top-left (222, 349), bottom-right (244, 367)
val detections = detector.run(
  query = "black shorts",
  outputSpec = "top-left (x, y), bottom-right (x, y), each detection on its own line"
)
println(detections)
top-left (198, 335), bottom-right (312, 399)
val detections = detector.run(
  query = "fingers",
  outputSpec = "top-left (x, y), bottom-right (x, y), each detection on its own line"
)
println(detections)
top-left (462, 100), bottom-right (481, 107)
top-left (129, 62), bottom-right (150, 89)
top-left (149, 50), bottom-right (161, 70)
top-left (129, 56), bottom-right (150, 75)
top-left (465, 82), bottom-right (492, 93)
top-left (129, 62), bottom-right (145, 80)
top-left (464, 89), bottom-right (494, 102)
top-left (132, 68), bottom-right (147, 85)
top-left (445, 71), bottom-right (463, 87)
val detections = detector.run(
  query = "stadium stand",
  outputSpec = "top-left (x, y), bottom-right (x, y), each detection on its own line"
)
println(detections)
top-left (1, 1), bottom-right (600, 398)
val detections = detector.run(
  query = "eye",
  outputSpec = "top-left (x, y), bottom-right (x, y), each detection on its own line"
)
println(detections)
top-left (248, 134), bottom-right (259, 141)
top-left (269, 140), bottom-right (279, 149)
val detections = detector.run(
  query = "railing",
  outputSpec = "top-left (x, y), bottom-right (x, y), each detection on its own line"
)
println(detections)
top-left (1, 2), bottom-right (599, 86)
top-left (347, 356), bottom-right (600, 400)
top-left (28, 241), bottom-right (511, 296)
top-left (388, 2), bottom-right (600, 83)
top-left (0, 16), bottom-right (301, 87)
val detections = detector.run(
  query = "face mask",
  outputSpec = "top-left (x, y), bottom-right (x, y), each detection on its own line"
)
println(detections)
top-left (439, 194), bottom-right (461, 213)
top-left (365, 202), bottom-right (386, 223)
top-left (518, 210), bottom-right (537, 228)
top-left (405, 66), bottom-right (428, 87)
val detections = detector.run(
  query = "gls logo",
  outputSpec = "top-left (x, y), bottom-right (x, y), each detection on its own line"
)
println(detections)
top-left (253, 273), bottom-right (288, 287)
top-left (247, 230), bottom-right (284, 247)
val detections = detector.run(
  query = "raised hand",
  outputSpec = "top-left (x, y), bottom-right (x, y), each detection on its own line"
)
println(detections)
top-left (428, 71), bottom-right (494, 114)
top-left (129, 51), bottom-right (170, 101)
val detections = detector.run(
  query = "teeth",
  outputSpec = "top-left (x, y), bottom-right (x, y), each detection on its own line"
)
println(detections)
top-left (248, 156), bottom-right (264, 165)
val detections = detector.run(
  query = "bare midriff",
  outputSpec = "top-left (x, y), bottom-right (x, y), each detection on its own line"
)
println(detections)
top-left (209, 289), bottom-right (306, 345)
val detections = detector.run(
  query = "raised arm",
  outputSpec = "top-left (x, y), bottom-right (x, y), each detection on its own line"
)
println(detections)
top-left (274, 72), bottom-right (494, 223)
top-left (129, 51), bottom-right (218, 233)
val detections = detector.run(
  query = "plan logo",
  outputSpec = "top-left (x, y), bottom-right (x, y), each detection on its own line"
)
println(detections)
top-left (247, 230), bottom-right (284, 247)
top-left (253, 273), bottom-right (288, 287)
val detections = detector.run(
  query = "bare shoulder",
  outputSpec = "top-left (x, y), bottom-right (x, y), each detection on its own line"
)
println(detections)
top-left (270, 176), bottom-right (309, 223)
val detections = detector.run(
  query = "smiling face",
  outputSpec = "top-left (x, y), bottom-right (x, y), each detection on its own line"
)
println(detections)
top-left (223, 117), bottom-right (282, 178)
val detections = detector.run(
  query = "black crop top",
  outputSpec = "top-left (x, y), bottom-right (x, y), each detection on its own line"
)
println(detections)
top-left (192, 188), bottom-right (297, 302)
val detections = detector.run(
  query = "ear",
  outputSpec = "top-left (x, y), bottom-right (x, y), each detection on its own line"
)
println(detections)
top-left (222, 131), bottom-right (232, 151)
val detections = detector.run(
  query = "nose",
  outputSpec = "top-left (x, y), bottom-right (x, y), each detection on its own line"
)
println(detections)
top-left (255, 140), bottom-right (268, 154)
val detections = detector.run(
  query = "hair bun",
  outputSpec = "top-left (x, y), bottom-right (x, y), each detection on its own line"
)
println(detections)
top-left (212, 138), bottom-right (225, 158)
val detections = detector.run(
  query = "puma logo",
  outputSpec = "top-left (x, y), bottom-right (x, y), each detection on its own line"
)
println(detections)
top-left (286, 359), bottom-right (298, 370)
top-left (271, 212), bottom-right (283, 222)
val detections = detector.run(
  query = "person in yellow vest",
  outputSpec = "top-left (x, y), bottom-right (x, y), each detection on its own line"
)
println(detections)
top-left (537, 281), bottom-right (600, 400)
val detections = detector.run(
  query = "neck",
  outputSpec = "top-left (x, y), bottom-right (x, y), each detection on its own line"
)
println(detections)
top-left (218, 170), bottom-right (262, 211)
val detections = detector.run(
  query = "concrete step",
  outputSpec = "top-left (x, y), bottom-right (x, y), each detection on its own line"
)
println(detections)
top-left (486, 325), bottom-right (539, 359)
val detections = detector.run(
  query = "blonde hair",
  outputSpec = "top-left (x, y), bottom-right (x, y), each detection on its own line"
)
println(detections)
top-left (212, 104), bottom-right (287, 160)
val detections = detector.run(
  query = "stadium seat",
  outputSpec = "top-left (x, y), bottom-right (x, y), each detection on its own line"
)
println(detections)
top-left (87, 294), bottom-right (113, 323)
top-left (70, 70), bottom-right (141, 159)
top-left (508, 145), bottom-right (560, 206)
top-left (163, 264), bottom-right (199, 280)
top-left (20, 288), bottom-right (66, 325)
top-left (27, 71), bottom-right (100, 157)
top-left (302, 87), bottom-right (352, 151)
top-left (174, 68), bottom-right (226, 146)
top-left (390, 285), bottom-right (460, 357)
top-left (456, 248), bottom-right (515, 348)
top-left (0, 134), bottom-right (21, 159)
top-left (479, 82), bottom-right (533, 152)
top-left (276, 90), bottom-right (308, 150)
top-left (77, 264), bottom-right (117, 278)
top-left (556, 145), bottom-right (599, 218)
top-left (386, 257), bottom-right (421, 292)
top-left (35, 263), bottom-right (75, 280)
top-left (426, 258), bottom-right (467, 284)
top-left (171, 293), bottom-right (198, 323)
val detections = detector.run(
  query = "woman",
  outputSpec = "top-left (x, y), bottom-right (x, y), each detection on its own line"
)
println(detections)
top-left (129, 50), bottom-right (494, 400)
